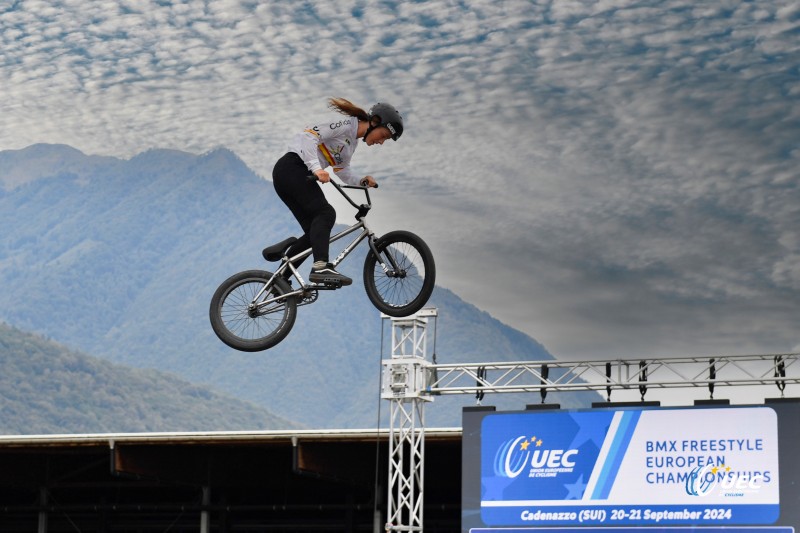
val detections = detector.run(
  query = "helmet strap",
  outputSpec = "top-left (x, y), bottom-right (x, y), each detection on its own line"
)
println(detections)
top-left (363, 116), bottom-right (384, 143)
top-left (362, 124), bottom-right (377, 143)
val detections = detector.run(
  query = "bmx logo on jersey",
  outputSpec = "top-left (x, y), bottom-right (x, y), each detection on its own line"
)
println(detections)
top-left (495, 435), bottom-right (579, 480)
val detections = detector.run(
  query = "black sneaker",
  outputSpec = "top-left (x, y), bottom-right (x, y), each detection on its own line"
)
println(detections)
top-left (309, 264), bottom-right (352, 286)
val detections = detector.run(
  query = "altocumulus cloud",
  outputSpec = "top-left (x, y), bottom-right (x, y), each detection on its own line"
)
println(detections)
top-left (1, 0), bottom-right (799, 362)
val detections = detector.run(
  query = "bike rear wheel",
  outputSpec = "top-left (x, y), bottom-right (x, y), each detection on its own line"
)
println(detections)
top-left (209, 270), bottom-right (297, 352)
top-left (363, 230), bottom-right (435, 317)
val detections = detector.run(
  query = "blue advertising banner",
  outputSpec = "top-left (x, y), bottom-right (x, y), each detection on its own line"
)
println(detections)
top-left (477, 407), bottom-right (780, 528)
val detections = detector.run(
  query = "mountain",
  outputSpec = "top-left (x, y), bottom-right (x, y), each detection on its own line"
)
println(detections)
top-left (0, 144), bottom-right (600, 429)
top-left (0, 322), bottom-right (298, 434)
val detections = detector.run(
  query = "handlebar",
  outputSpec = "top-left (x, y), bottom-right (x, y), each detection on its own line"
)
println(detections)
top-left (307, 174), bottom-right (373, 216)
top-left (307, 174), bottom-right (378, 189)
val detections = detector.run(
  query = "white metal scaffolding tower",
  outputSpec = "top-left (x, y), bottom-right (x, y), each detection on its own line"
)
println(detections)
top-left (380, 308), bottom-right (799, 532)
top-left (381, 309), bottom-right (436, 532)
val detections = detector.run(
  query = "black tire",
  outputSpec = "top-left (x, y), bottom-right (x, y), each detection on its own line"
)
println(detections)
top-left (209, 270), bottom-right (297, 352)
top-left (363, 230), bottom-right (435, 317)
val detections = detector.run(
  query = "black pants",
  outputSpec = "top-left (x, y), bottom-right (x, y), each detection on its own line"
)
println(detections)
top-left (272, 152), bottom-right (336, 265)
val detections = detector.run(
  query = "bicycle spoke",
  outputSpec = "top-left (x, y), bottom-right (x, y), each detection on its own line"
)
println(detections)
top-left (373, 242), bottom-right (426, 308)
top-left (363, 230), bottom-right (435, 317)
top-left (220, 280), bottom-right (287, 342)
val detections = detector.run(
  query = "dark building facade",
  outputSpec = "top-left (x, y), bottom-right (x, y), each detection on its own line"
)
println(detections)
top-left (0, 429), bottom-right (461, 532)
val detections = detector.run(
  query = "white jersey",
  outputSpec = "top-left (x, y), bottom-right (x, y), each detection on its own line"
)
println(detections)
top-left (287, 115), bottom-right (361, 185)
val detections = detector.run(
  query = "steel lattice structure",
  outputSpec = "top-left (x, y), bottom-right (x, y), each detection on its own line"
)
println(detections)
top-left (381, 311), bottom-right (435, 532)
top-left (380, 308), bottom-right (798, 532)
top-left (429, 352), bottom-right (799, 399)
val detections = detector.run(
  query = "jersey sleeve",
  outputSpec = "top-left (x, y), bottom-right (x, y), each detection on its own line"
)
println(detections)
top-left (332, 165), bottom-right (359, 185)
top-left (294, 127), bottom-right (325, 174)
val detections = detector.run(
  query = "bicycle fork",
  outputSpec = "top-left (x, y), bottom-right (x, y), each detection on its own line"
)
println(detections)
top-left (367, 236), bottom-right (406, 278)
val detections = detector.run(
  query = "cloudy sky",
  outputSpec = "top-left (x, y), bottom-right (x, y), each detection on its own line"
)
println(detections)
top-left (2, 0), bottom-right (799, 366)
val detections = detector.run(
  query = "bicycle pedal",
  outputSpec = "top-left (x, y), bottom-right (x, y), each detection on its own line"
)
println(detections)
top-left (306, 281), bottom-right (342, 290)
top-left (310, 281), bottom-right (343, 289)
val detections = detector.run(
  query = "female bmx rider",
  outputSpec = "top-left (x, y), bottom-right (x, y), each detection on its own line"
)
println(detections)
top-left (269, 97), bottom-right (404, 286)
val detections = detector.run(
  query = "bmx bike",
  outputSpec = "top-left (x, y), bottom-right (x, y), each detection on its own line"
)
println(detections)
top-left (209, 179), bottom-right (436, 351)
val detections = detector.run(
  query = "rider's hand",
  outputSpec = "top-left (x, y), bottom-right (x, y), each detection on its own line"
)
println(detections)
top-left (360, 175), bottom-right (377, 188)
top-left (314, 169), bottom-right (331, 183)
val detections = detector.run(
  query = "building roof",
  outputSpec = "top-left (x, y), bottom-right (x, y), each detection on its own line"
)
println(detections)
top-left (0, 427), bottom-right (462, 447)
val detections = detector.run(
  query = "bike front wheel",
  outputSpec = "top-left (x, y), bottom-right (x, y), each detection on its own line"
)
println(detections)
top-left (363, 230), bottom-right (435, 317)
top-left (209, 270), bottom-right (297, 352)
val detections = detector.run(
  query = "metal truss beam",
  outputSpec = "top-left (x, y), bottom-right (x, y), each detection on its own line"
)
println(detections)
top-left (427, 353), bottom-right (799, 398)
top-left (386, 399), bottom-right (425, 532)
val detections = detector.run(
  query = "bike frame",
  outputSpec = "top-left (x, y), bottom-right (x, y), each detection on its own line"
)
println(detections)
top-left (251, 181), bottom-right (401, 313)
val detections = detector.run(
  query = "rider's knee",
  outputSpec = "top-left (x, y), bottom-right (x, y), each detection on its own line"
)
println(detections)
top-left (318, 204), bottom-right (336, 227)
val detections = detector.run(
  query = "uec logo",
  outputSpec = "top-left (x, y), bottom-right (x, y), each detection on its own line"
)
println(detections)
top-left (494, 436), bottom-right (579, 479)
top-left (685, 464), bottom-right (765, 497)
top-left (685, 465), bottom-right (718, 496)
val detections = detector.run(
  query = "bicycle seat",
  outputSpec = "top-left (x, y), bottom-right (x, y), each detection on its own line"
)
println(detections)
top-left (262, 237), bottom-right (298, 262)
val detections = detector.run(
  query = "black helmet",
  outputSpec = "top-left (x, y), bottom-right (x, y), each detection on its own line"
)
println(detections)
top-left (368, 103), bottom-right (403, 141)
